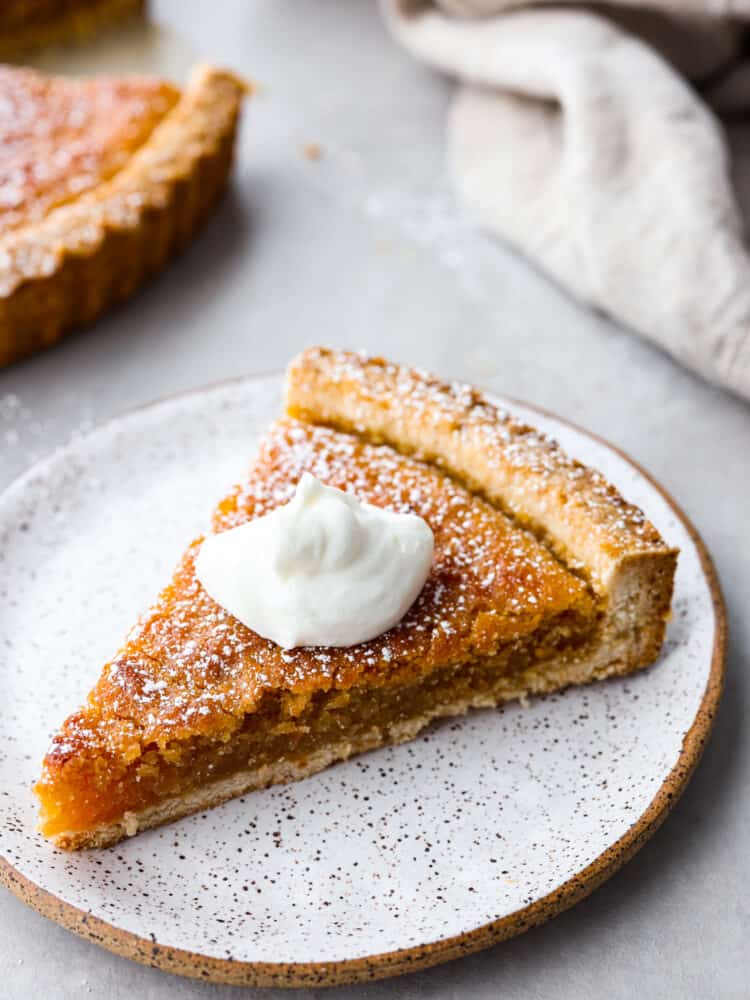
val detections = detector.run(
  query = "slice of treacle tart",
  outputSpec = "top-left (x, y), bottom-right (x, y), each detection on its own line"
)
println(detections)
top-left (35, 348), bottom-right (677, 849)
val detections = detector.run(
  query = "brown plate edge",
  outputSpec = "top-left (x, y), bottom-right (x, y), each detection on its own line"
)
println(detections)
top-left (0, 376), bottom-right (728, 989)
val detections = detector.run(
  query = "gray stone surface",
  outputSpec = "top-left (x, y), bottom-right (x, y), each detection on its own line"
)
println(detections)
top-left (0, 1), bottom-right (748, 997)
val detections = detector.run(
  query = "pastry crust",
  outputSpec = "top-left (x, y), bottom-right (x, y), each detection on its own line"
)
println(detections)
top-left (36, 350), bottom-right (677, 849)
top-left (0, 63), bottom-right (248, 366)
top-left (0, 0), bottom-right (145, 59)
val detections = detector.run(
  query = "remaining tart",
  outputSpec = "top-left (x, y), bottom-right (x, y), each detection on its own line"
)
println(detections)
top-left (35, 348), bottom-right (677, 849)
top-left (0, 0), bottom-right (145, 59)
top-left (0, 62), bottom-right (247, 367)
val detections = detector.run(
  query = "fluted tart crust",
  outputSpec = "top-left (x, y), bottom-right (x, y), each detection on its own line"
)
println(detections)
top-left (0, 62), bottom-right (248, 366)
top-left (35, 349), bottom-right (677, 849)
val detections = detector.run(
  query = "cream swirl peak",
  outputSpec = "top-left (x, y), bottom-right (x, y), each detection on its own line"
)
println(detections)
top-left (195, 473), bottom-right (434, 649)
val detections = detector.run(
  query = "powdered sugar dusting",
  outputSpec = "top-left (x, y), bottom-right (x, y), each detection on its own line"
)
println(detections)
top-left (0, 65), bottom-right (178, 238)
top-left (291, 348), bottom-right (667, 586)
top-left (50, 415), bottom-right (592, 755)
top-left (1, 387), bottom-right (98, 482)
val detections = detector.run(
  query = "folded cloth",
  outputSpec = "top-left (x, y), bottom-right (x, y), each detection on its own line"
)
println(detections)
top-left (381, 0), bottom-right (750, 401)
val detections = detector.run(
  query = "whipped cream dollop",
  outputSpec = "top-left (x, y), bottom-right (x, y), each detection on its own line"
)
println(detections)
top-left (195, 473), bottom-right (434, 649)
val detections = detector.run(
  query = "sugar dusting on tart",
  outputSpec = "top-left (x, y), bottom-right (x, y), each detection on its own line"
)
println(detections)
top-left (0, 66), bottom-right (178, 234)
top-left (288, 348), bottom-right (664, 564)
top-left (45, 418), bottom-right (594, 762)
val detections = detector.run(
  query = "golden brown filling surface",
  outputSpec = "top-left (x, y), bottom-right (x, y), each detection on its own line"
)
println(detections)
top-left (0, 65), bottom-right (178, 234)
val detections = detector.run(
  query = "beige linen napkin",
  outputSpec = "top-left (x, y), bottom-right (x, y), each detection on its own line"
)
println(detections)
top-left (381, 0), bottom-right (750, 401)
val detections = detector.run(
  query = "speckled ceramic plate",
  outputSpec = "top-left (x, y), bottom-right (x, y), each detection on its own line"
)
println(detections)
top-left (0, 374), bottom-right (725, 988)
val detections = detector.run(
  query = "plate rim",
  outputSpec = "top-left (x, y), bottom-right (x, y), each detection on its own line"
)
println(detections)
top-left (0, 372), bottom-right (727, 989)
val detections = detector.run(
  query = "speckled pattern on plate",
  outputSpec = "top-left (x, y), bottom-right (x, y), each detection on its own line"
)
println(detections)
top-left (0, 374), bottom-right (723, 987)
